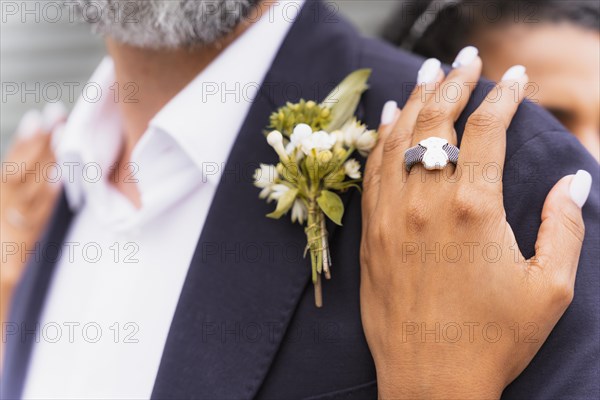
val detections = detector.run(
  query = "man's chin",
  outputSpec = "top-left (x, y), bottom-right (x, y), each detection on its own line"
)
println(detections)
top-left (77, 0), bottom-right (254, 49)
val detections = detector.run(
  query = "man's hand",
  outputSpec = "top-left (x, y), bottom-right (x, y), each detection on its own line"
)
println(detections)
top-left (359, 49), bottom-right (592, 399)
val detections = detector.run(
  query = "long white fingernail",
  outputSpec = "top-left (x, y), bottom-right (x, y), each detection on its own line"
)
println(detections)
top-left (17, 109), bottom-right (43, 139)
top-left (417, 58), bottom-right (441, 85)
top-left (42, 101), bottom-right (67, 132)
top-left (501, 65), bottom-right (526, 81)
top-left (569, 170), bottom-right (592, 208)
top-left (452, 46), bottom-right (479, 68)
top-left (380, 100), bottom-right (398, 125)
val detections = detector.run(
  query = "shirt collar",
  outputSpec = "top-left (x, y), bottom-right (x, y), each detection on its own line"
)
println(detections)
top-left (55, 57), bottom-right (123, 210)
top-left (148, 0), bottom-right (302, 173)
top-left (57, 0), bottom-right (303, 211)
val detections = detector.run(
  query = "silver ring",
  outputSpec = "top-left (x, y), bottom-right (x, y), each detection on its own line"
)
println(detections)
top-left (404, 137), bottom-right (459, 171)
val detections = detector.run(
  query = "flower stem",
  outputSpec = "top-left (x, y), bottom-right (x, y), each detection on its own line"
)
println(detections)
top-left (321, 217), bottom-right (331, 280)
top-left (306, 199), bottom-right (328, 307)
top-left (314, 274), bottom-right (323, 308)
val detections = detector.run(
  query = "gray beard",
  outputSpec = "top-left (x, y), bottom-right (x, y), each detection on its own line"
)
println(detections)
top-left (76, 0), bottom-right (255, 49)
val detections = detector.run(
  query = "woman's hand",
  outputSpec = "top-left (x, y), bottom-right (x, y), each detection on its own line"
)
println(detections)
top-left (1, 103), bottom-right (65, 335)
top-left (360, 48), bottom-right (592, 399)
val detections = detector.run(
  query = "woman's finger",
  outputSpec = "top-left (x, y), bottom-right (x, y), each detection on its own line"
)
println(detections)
top-left (12, 102), bottom-right (66, 143)
top-left (398, 59), bottom-right (445, 132)
top-left (411, 47), bottom-right (482, 147)
top-left (363, 100), bottom-right (400, 222)
top-left (41, 102), bottom-right (68, 132)
top-left (6, 103), bottom-right (66, 166)
top-left (15, 109), bottom-right (44, 140)
top-left (379, 59), bottom-right (445, 192)
top-left (458, 65), bottom-right (528, 189)
top-left (18, 146), bottom-right (58, 207)
top-left (531, 170), bottom-right (592, 297)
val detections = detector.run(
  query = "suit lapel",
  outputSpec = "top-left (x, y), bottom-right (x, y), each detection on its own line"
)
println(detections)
top-left (1, 193), bottom-right (73, 399)
top-left (151, 1), bottom-right (361, 398)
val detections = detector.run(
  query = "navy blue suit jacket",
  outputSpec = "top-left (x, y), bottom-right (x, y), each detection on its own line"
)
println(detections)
top-left (3, 1), bottom-right (599, 399)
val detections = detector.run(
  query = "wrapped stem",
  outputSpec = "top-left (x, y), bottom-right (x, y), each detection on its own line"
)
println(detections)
top-left (305, 200), bottom-right (331, 307)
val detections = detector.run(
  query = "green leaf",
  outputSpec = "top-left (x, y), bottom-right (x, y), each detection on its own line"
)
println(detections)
top-left (320, 69), bottom-right (371, 131)
top-left (317, 190), bottom-right (344, 226)
top-left (267, 188), bottom-right (298, 219)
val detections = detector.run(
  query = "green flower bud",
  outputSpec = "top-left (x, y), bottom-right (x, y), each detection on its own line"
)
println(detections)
top-left (333, 147), bottom-right (346, 160)
top-left (305, 153), bottom-right (317, 184)
top-left (317, 150), bottom-right (333, 165)
top-left (268, 99), bottom-right (333, 137)
top-left (276, 163), bottom-right (285, 176)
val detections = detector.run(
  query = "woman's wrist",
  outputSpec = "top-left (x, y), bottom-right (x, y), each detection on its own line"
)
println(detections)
top-left (375, 360), bottom-right (504, 400)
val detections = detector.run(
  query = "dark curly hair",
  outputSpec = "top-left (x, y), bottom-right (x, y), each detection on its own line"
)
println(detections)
top-left (383, 0), bottom-right (600, 64)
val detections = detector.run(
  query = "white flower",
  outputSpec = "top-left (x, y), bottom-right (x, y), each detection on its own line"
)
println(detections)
top-left (330, 130), bottom-right (345, 150)
top-left (290, 124), bottom-right (313, 149)
top-left (291, 199), bottom-right (308, 224)
top-left (355, 130), bottom-right (377, 156)
top-left (267, 130), bottom-right (283, 147)
top-left (286, 123), bottom-right (313, 157)
top-left (267, 130), bottom-right (289, 161)
top-left (342, 120), bottom-right (377, 156)
top-left (268, 184), bottom-right (290, 203)
top-left (344, 159), bottom-right (361, 179)
top-left (342, 120), bottom-right (366, 146)
top-left (300, 131), bottom-right (336, 156)
top-left (254, 164), bottom-right (279, 199)
top-left (254, 164), bottom-right (278, 188)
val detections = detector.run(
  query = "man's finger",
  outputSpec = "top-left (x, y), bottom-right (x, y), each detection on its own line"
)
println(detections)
top-left (531, 170), bottom-right (592, 293)
top-left (458, 65), bottom-right (528, 189)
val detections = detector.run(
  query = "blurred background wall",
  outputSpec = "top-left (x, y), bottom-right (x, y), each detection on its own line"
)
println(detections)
top-left (0, 1), bottom-right (399, 154)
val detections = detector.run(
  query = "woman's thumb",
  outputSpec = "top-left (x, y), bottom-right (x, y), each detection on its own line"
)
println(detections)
top-left (532, 170), bottom-right (592, 285)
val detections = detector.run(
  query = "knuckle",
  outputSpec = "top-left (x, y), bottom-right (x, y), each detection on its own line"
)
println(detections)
top-left (359, 242), bottom-right (371, 267)
top-left (550, 278), bottom-right (575, 307)
top-left (363, 166), bottom-right (381, 188)
top-left (405, 200), bottom-right (429, 233)
top-left (450, 187), bottom-right (485, 222)
top-left (466, 110), bottom-right (505, 135)
top-left (560, 209), bottom-right (586, 244)
top-left (366, 215), bottom-right (393, 248)
top-left (416, 105), bottom-right (450, 131)
top-left (383, 132), bottom-right (411, 155)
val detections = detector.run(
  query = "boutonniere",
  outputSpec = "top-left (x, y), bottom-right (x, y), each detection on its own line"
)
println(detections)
top-left (254, 69), bottom-right (374, 307)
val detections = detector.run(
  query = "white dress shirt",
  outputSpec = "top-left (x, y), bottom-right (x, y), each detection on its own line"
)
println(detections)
top-left (22, 2), bottom-right (302, 398)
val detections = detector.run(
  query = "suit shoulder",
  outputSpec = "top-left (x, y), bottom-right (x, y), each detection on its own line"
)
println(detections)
top-left (352, 36), bottom-right (575, 151)
top-left (356, 37), bottom-right (424, 104)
